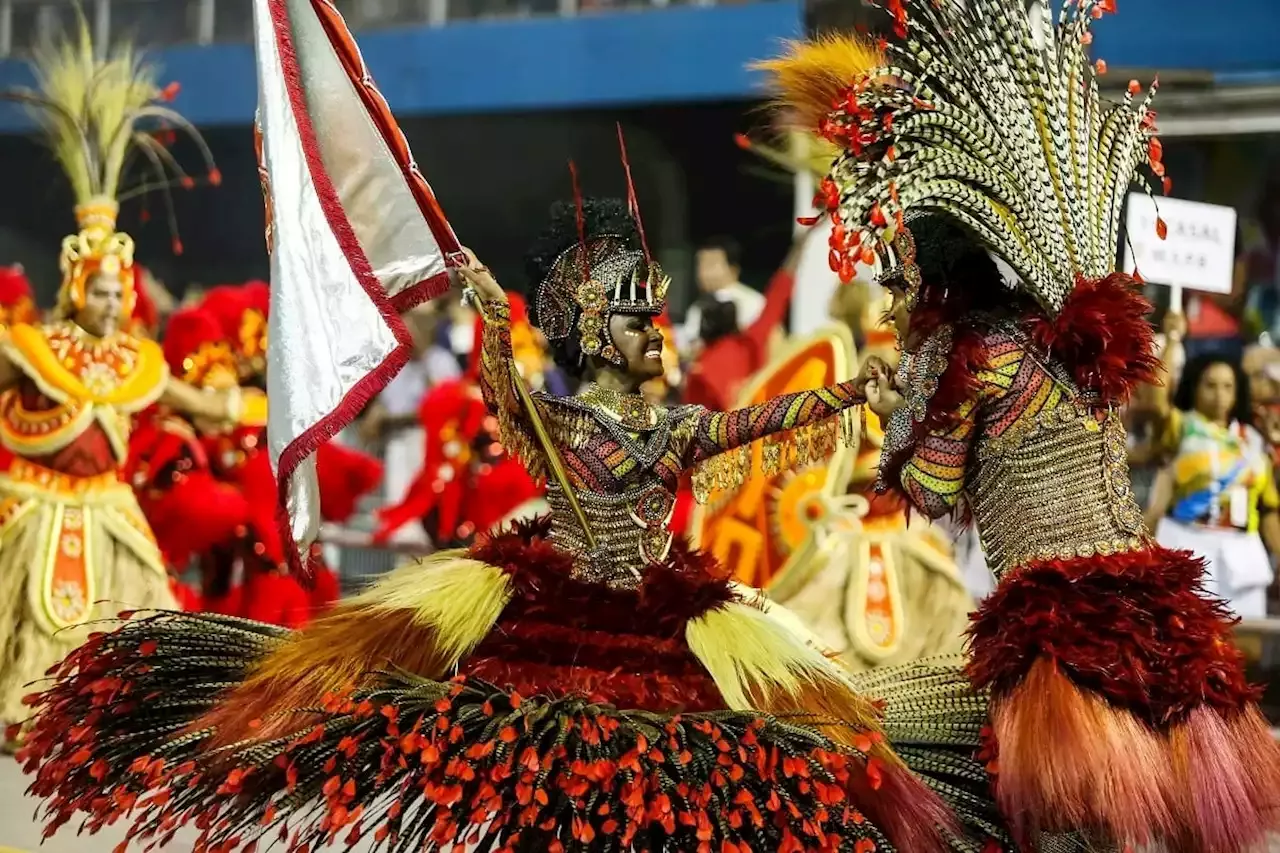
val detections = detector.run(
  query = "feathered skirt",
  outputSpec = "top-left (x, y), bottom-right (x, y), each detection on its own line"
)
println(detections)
top-left (17, 517), bottom-right (1001, 853)
top-left (966, 544), bottom-right (1280, 853)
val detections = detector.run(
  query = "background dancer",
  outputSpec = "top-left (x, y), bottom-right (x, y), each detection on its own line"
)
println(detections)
top-left (0, 25), bottom-right (264, 741)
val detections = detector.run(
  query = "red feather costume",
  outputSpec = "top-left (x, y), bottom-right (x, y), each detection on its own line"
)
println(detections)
top-left (17, 194), bottom-right (982, 853)
top-left (760, 5), bottom-right (1280, 851)
top-left (0, 266), bottom-right (41, 476)
top-left (131, 287), bottom-right (384, 625)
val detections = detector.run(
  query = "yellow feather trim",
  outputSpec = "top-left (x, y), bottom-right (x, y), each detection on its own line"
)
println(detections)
top-left (686, 598), bottom-right (898, 764)
top-left (753, 35), bottom-right (884, 135)
top-left (351, 549), bottom-right (514, 666)
top-left (199, 551), bottom-right (512, 748)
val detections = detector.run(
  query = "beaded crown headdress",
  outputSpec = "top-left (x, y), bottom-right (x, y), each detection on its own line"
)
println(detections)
top-left (3, 20), bottom-right (217, 321)
top-left (758, 0), bottom-right (1164, 316)
top-left (532, 126), bottom-right (670, 367)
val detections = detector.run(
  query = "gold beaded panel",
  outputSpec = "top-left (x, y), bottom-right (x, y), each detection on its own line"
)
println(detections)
top-left (968, 400), bottom-right (1147, 579)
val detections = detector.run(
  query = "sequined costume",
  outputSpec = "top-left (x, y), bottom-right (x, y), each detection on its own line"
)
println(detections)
top-left (478, 301), bottom-right (862, 587)
top-left (762, 1), bottom-right (1280, 851)
top-left (0, 26), bottom-right (265, 733)
top-left (18, 186), bottom-right (1008, 852)
top-left (0, 321), bottom-right (176, 726)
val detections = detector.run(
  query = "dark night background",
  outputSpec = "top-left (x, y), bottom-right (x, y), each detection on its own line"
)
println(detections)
top-left (0, 103), bottom-right (798, 317)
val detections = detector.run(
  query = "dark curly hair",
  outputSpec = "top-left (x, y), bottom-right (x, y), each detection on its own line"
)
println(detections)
top-left (882, 213), bottom-right (1038, 339)
top-left (525, 197), bottom-right (643, 379)
top-left (1174, 353), bottom-right (1251, 426)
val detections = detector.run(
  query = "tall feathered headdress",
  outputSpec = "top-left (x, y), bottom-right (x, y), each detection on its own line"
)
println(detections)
top-left (3, 19), bottom-right (217, 318)
top-left (758, 0), bottom-right (1163, 315)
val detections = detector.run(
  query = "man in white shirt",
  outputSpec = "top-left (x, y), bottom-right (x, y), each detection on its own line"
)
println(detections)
top-left (678, 237), bottom-right (765, 353)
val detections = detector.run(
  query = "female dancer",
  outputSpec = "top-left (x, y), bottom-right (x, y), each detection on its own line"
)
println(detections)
top-left (761, 0), bottom-right (1280, 850)
top-left (17, 195), bottom-right (1001, 852)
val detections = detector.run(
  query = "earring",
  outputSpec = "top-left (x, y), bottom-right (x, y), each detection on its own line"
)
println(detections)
top-left (575, 279), bottom-right (608, 357)
top-left (894, 228), bottom-right (922, 311)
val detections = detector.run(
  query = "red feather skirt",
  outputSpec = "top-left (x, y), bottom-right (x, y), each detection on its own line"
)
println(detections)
top-left (967, 545), bottom-right (1280, 852)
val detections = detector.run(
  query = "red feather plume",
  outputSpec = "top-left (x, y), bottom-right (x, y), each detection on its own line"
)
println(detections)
top-left (1026, 273), bottom-right (1160, 407)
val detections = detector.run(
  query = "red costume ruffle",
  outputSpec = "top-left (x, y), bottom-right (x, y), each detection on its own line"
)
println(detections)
top-left (1025, 273), bottom-right (1162, 408)
top-left (968, 546), bottom-right (1256, 724)
top-left (461, 518), bottom-right (730, 712)
top-left (968, 546), bottom-right (1280, 851)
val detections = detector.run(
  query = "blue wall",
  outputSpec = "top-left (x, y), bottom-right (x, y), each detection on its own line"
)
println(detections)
top-left (0, 0), bottom-right (1277, 131)
top-left (0, 1), bottom-right (805, 129)
top-left (1092, 0), bottom-right (1279, 77)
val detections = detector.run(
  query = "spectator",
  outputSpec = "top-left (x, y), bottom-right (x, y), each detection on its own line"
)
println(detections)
top-left (1241, 174), bottom-right (1280, 344)
top-left (1146, 325), bottom-right (1280, 618)
top-left (358, 302), bottom-right (461, 546)
top-left (683, 235), bottom-right (802, 411)
top-left (678, 236), bottom-right (764, 353)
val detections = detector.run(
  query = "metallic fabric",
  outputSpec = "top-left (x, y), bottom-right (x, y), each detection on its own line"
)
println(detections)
top-left (283, 0), bottom-right (452, 300)
top-left (545, 481), bottom-right (674, 588)
top-left (968, 401), bottom-right (1146, 579)
top-left (254, 0), bottom-right (456, 558)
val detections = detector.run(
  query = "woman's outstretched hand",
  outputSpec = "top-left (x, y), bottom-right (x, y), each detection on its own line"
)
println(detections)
top-left (856, 355), bottom-right (905, 418)
top-left (456, 247), bottom-right (505, 305)
top-left (866, 378), bottom-right (906, 419)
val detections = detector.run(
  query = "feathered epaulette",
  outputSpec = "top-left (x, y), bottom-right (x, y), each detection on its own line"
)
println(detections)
top-left (1026, 272), bottom-right (1160, 407)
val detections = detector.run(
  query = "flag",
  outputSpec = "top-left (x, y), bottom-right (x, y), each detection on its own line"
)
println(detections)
top-left (252, 0), bottom-right (463, 570)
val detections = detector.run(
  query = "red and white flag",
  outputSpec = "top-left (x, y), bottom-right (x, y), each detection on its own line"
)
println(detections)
top-left (252, 0), bottom-right (463, 570)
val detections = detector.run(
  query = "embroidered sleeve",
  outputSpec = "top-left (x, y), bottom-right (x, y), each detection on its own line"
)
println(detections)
top-left (686, 380), bottom-right (862, 465)
top-left (898, 338), bottom-right (1061, 518)
top-left (899, 400), bottom-right (977, 518)
top-left (477, 299), bottom-right (516, 416)
top-left (680, 381), bottom-right (861, 502)
top-left (476, 298), bottom-right (546, 479)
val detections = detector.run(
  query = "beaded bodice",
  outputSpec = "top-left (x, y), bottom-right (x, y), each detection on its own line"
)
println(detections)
top-left (968, 400), bottom-right (1146, 578)
top-left (536, 395), bottom-right (694, 587)
top-left (477, 301), bottom-right (861, 588)
top-left (898, 329), bottom-right (1147, 579)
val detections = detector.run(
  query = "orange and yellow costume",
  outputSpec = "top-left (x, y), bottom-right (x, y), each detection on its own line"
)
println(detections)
top-left (0, 25), bottom-right (237, 728)
top-left (0, 312), bottom-right (174, 723)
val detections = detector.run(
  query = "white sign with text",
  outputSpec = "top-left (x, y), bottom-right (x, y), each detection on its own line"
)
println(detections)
top-left (1123, 193), bottom-right (1237, 295)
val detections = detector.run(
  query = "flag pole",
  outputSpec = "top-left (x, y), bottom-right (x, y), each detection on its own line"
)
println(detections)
top-left (507, 358), bottom-right (599, 551)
